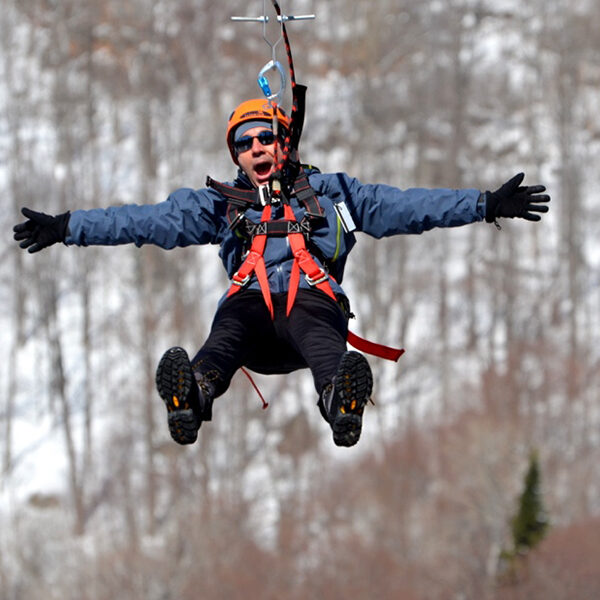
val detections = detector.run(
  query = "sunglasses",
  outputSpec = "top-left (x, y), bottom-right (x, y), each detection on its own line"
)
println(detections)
top-left (233, 130), bottom-right (279, 154)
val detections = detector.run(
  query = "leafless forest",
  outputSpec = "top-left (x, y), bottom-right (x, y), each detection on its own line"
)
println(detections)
top-left (1, 1), bottom-right (600, 598)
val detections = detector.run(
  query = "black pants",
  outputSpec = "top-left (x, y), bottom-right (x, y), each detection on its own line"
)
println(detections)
top-left (190, 288), bottom-right (349, 398)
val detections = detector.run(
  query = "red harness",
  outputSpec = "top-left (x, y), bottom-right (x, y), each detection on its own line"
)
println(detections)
top-left (208, 174), bottom-right (404, 363)
top-left (228, 203), bottom-right (337, 318)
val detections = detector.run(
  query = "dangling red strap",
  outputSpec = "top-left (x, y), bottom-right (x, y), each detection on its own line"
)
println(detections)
top-left (241, 367), bottom-right (269, 409)
top-left (347, 330), bottom-right (405, 362)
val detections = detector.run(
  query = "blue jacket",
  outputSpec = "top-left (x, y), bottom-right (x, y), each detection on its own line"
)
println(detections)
top-left (66, 170), bottom-right (484, 298)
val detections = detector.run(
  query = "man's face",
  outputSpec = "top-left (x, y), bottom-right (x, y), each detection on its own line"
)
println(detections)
top-left (234, 125), bottom-right (282, 188)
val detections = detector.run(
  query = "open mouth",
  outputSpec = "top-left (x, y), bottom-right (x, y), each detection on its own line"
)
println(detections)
top-left (253, 161), bottom-right (273, 182)
top-left (254, 161), bottom-right (272, 175)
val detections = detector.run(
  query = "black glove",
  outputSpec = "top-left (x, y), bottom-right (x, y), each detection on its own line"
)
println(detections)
top-left (485, 173), bottom-right (550, 224)
top-left (13, 207), bottom-right (70, 253)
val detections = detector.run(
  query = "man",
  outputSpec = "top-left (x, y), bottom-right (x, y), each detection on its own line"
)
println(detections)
top-left (13, 99), bottom-right (551, 448)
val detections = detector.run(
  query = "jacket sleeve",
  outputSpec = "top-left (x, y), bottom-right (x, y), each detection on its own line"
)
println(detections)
top-left (319, 172), bottom-right (484, 238)
top-left (65, 187), bottom-right (228, 248)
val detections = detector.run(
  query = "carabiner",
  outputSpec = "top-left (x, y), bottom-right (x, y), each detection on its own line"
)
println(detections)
top-left (257, 59), bottom-right (287, 103)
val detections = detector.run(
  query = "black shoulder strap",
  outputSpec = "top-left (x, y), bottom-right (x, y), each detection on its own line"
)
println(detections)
top-left (293, 170), bottom-right (324, 219)
top-left (206, 176), bottom-right (258, 208)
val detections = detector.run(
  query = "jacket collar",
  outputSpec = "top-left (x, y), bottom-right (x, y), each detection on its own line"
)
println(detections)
top-left (234, 169), bottom-right (254, 190)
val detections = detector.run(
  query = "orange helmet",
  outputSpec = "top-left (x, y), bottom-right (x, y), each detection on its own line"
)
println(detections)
top-left (226, 99), bottom-right (291, 163)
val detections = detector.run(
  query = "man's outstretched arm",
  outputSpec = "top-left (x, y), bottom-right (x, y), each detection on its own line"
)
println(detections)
top-left (13, 188), bottom-right (229, 252)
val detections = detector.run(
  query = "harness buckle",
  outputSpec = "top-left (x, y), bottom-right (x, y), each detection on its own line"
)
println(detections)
top-left (231, 272), bottom-right (251, 287)
top-left (305, 268), bottom-right (329, 287)
top-left (258, 184), bottom-right (271, 206)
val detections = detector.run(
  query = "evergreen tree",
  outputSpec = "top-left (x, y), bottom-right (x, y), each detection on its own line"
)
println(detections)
top-left (510, 450), bottom-right (550, 554)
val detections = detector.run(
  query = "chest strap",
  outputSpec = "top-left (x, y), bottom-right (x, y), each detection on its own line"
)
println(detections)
top-left (244, 218), bottom-right (312, 238)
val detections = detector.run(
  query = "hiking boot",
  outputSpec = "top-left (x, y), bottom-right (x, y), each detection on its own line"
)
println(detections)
top-left (155, 347), bottom-right (213, 445)
top-left (321, 351), bottom-right (373, 447)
